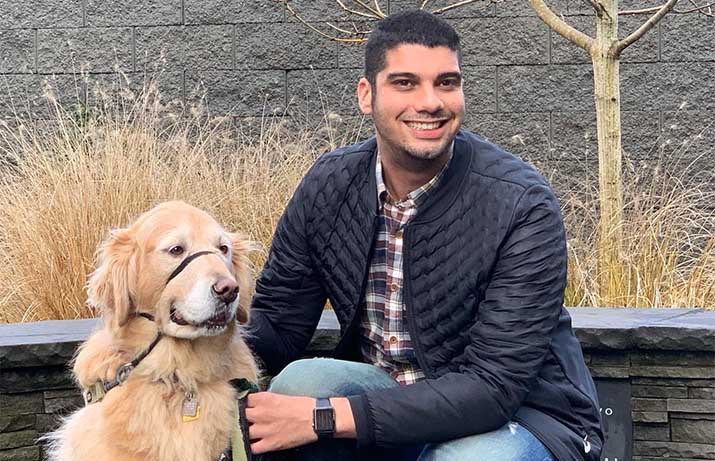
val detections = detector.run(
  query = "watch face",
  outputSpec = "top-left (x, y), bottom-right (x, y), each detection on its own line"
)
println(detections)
top-left (313, 406), bottom-right (335, 437)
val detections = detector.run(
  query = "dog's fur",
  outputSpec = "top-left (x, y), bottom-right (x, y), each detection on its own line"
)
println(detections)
top-left (45, 201), bottom-right (259, 461)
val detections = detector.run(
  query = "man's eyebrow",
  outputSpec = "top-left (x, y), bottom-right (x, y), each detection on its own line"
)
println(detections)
top-left (437, 72), bottom-right (462, 81)
top-left (384, 71), bottom-right (463, 81)
top-left (386, 72), bottom-right (418, 80)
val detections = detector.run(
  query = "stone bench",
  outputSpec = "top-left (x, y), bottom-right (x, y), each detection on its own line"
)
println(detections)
top-left (1, 307), bottom-right (714, 461)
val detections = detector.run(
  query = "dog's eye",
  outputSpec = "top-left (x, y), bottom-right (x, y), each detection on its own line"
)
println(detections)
top-left (219, 244), bottom-right (230, 255)
top-left (168, 245), bottom-right (184, 256)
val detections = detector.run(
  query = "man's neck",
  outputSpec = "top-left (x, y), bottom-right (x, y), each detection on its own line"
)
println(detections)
top-left (378, 146), bottom-right (452, 202)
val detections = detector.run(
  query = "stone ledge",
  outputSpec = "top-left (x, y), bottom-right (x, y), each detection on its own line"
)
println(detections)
top-left (569, 308), bottom-right (715, 352)
top-left (1, 308), bottom-right (715, 369)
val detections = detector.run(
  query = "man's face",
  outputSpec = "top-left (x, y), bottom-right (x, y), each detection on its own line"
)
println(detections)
top-left (358, 44), bottom-right (465, 162)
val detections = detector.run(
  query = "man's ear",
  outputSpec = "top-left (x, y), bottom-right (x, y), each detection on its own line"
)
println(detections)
top-left (357, 77), bottom-right (373, 115)
top-left (227, 232), bottom-right (259, 324)
top-left (87, 228), bottom-right (136, 332)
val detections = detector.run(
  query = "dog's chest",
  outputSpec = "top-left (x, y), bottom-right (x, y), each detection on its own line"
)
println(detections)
top-left (105, 381), bottom-right (236, 460)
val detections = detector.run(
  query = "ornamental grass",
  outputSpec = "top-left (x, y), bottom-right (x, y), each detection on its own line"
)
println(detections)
top-left (560, 131), bottom-right (715, 309)
top-left (0, 78), bottom-right (712, 323)
top-left (0, 76), bottom-right (354, 323)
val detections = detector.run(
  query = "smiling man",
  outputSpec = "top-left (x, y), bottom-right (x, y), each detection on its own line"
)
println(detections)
top-left (245, 10), bottom-right (603, 461)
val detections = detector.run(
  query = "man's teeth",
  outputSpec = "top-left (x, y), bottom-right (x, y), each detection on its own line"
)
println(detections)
top-left (407, 121), bottom-right (442, 130)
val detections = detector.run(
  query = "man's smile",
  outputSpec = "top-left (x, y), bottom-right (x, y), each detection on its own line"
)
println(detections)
top-left (403, 119), bottom-right (450, 139)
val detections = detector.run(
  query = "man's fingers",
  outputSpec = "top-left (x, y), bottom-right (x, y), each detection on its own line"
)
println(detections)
top-left (250, 439), bottom-right (274, 455)
top-left (244, 407), bottom-right (265, 423)
top-left (246, 391), bottom-right (270, 407)
top-left (247, 420), bottom-right (275, 440)
top-left (243, 392), bottom-right (317, 453)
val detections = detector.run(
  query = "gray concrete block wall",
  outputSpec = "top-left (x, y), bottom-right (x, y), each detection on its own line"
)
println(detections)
top-left (0, 0), bottom-right (713, 172)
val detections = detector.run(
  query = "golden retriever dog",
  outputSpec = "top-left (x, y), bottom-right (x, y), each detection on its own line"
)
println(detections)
top-left (45, 201), bottom-right (259, 461)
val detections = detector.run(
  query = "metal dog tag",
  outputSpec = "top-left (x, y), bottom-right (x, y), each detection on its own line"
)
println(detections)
top-left (182, 392), bottom-right (200, 422)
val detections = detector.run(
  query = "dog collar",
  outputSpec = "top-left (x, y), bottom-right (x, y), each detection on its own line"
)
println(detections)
top-left (83, 315), bottom-right (162, 405)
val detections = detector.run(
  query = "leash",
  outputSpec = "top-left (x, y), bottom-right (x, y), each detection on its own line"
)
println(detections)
top-left (217, 378), bottom-right (260, 461)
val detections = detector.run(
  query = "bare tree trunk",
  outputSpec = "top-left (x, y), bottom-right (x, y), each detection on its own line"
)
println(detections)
top-left (528, 0), bottom-right (679, 304)
top-left (592, 0), bottom-right (624, 302)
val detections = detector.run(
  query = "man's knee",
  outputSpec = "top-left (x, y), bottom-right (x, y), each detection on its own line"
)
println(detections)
top-left (268, 358), bottom-right (398, 398)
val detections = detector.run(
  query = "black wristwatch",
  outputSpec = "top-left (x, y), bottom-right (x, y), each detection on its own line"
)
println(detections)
top-left (312, 398), bottom-right (335, 439)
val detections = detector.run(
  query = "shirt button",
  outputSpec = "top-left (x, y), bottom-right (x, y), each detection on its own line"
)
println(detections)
top-left (389, 336), bottom-right (398, 345)
top-left (394, 230), bottom-right (403, 238)
top-left (390, 283), bottom-right (399, 292)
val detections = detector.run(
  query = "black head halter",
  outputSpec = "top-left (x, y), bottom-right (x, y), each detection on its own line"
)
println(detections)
top-left (167, 250), bottom-right (216, 284)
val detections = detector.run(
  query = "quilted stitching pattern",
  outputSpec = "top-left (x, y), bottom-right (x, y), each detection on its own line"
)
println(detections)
top-left (248, 131), bottom-right (601, 460)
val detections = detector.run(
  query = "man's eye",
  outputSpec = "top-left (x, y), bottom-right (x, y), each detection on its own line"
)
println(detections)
top-left (394, 80), bottom-right (413, 88)
top-left (440, 79), bottom-right (460, 88)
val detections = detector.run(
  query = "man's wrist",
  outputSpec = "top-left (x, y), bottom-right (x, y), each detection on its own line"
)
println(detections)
top-left (329, 397), bottom-right (357, 438)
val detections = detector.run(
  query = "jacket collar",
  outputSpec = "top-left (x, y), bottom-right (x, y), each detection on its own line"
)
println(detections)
top-left (359, 130), bottom-right (473, 223)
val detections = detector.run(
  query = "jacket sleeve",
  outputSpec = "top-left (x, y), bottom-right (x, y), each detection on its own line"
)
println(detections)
top-left (347, 183), bottom-right (567, 447)
top-left (245, 173), bottom-right (327, 376)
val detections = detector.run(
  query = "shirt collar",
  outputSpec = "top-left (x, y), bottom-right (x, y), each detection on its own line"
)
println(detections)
top-left (375, 150), bottom-right (453, 209)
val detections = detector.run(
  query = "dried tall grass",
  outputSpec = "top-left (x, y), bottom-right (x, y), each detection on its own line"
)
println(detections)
top-left (0, 77), bottom-right (361, 323)
top-left (0, 78), bottom-right (713, 323)
top-left (561, 126), bottom-right (715, 309)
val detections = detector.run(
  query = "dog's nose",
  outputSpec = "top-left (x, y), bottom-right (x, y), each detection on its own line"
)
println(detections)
top-left (212, 277), bottom-right (238, 304)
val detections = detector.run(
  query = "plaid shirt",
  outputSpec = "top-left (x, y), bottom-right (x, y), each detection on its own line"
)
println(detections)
top-left (359, 154), bottom-right (450, 385)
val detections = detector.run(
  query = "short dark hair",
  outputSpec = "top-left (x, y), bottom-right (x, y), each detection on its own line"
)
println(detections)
top-left (364, 10), bottom-right (462, 86)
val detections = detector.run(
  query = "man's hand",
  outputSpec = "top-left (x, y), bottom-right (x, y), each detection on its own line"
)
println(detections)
top-left (245, 392), bottom-right (317, 454)
top-left (245, 392), bottom-right (358, 454)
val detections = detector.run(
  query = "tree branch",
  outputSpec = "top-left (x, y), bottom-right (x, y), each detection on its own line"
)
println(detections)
top-left (684, 0), bottom-right (714, 15)
top-left (620, 0), bottom-right (714, 15)
top-left (431, 0), bottom-right (486, 14)
top-left (284, 3), bottom-right (369, 43)
top-left (325, 21), bottom-right (371, 36)
top-left (528, 0), bottom-right (594, 52)
top-left (281, 0), bottom-right (508, 44)
top-left (351, 0), bottom-right (387, 18)
top-left (589, 0), bottom-right (612, 19)
top-left (613, 0), bottom-right (678, 55)
top-left (619, 5), bottom-right (664, 14)
top-left (335, 0), bottom-right (385, 19)
top-left (372, 0), bottom-right (387, 17)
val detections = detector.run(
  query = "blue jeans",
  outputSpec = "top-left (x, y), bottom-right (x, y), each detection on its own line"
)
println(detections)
top-left (266, 358), bottom-right (554, 461)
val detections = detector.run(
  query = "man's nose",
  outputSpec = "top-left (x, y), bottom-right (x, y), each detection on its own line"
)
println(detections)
top-left (414, 85), bottom-right (445, 113)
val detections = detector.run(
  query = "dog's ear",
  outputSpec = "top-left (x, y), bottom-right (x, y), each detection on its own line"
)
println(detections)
top-left (87, 228), bottom-right (136, 331)
top-left (227, 232), bottom-right (259, 324)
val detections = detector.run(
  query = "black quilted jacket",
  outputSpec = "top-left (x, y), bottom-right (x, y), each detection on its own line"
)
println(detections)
top-left (247, 130), bottom-right (603, 460)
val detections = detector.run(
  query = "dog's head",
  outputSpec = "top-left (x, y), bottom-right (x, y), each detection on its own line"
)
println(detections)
top-left (87, 201), bottom-right (254, 339)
